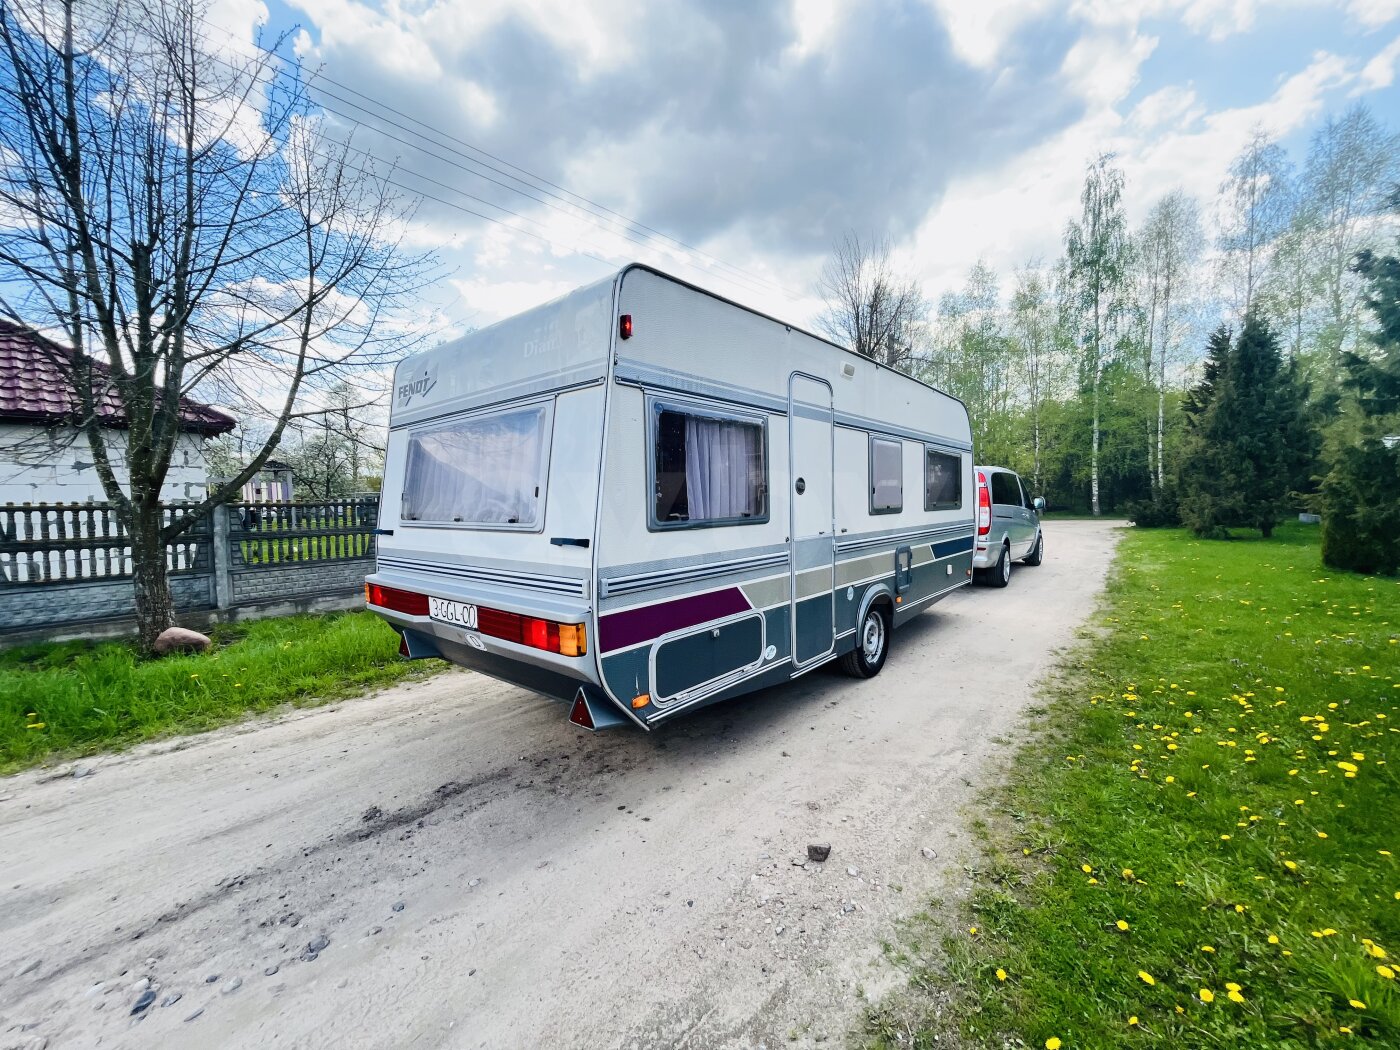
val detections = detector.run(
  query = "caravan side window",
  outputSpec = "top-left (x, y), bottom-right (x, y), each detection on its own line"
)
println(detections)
top-left (651, 403), bottom-right (768, 529)
top-left (400, 404), bottom-right (550, 528)
top-left (869, 437), bottom-right (903, 514)
top-left (924, 449), bottom-right (962, 511)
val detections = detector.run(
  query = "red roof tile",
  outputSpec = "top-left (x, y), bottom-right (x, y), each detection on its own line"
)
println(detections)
top-left (0, 320), bottom-right (236, 435)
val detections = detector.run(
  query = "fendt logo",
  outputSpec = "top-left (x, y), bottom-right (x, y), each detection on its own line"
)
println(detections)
top-left (397, 368), bottom-right (437, 407)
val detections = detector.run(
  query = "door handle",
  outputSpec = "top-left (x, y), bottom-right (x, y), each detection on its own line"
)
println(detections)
top-left (795, 477), bottom-right (806, 494)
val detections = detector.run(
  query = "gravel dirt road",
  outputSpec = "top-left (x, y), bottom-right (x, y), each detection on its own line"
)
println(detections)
top-left (0, 520), bottom-right (1122, 1050)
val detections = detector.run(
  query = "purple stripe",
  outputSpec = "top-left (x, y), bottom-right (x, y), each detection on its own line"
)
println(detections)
top-left (599, 587), bottom-right (752, 652)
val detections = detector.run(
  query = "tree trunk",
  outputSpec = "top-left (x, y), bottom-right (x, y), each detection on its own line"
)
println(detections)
top-left (1156, 386), bottom-right (1166, 492)
top-left (1091, 372), bottom-right (1101, 517)
top-left (129, 501), bottom-right (174, 651)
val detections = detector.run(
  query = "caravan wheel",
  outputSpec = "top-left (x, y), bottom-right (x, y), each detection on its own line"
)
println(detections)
top-left (840, 603), bottom-right (890, 679)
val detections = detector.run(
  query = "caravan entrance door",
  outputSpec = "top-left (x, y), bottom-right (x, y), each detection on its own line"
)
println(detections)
top-left (788, 373), bottom-right (835, 669)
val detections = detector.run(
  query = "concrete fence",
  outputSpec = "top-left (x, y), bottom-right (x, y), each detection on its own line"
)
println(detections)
top-left (0, 497), bottom-right (378, 644)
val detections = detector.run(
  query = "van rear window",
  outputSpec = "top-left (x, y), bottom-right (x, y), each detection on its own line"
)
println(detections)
top-left (401, 405), bottom-right (549, 527)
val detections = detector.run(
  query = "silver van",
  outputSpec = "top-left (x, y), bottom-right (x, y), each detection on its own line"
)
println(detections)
top-left (972, 466), bottom-right (1044, 586)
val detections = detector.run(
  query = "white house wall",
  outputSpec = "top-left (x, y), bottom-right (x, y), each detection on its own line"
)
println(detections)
top-left (0, 424), bottom-right (211, 507)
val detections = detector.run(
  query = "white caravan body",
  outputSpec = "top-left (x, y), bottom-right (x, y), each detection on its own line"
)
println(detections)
top-left (368, 265), bottom-right (974, 730)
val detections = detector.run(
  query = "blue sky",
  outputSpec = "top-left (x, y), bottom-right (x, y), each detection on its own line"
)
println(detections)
top-left (202, 0), bottom-right (1400, 333)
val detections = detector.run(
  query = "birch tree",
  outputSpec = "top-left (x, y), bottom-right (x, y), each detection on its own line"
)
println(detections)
top-left (1065, 154), bottom-right (1132, 516)
top-left (1137, 190), bottom-right (1203, 489)
top-left (1008, 264), bottom-right (1064, 493)
top-left (1298, 103), bottom-right (1399, 362)
top-left (0, 0), bottom-right (429, 648)
top-left (1218, 129), bottom-right (1293, 318)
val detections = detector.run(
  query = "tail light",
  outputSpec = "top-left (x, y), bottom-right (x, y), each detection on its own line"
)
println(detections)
top-left (366, 583), bottom-right (429, 616)
top-left (476, 607), bottom-right (587, 656)
top-left (367, 584), bottom-right (586, 656)
top-left (977, 472), bottom-right (991, 536)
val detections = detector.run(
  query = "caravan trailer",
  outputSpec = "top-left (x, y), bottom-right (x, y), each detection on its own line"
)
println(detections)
top-left (367, 265), bottom-right (974, 731)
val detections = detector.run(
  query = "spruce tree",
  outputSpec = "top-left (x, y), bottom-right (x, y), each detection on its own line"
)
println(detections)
top-left (1321, 192), bottom-right (1400, 572)
top-left (1178, 317), bottom-right (1309, 537)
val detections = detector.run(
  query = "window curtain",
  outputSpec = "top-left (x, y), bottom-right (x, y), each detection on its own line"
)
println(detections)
top-left (684, 416), bottom-right (761, 520)
top-left (402, 407), bottom-right (544, 524)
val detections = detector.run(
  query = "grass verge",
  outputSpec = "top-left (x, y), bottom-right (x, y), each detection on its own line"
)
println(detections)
top-left (867, 522), bottom-right (1399, 1049)
top-left (1, 612), bottom-right (442, 774)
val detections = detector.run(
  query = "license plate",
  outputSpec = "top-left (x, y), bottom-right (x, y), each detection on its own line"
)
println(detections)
top-left (428, 596), bottom-right (478, 629)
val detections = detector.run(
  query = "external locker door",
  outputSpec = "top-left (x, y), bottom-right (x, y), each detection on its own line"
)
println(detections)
top-left (788, 373), bottom-right (835, 668)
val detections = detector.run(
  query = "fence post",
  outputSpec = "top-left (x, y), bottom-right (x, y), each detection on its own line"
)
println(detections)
top-left (212, 503), bottom-right (233, 610)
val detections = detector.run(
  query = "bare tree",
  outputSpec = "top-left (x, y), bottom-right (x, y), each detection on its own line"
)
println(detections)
top-left (815, 232), bottom-right (927, 371)
top-left (1137, 190), bottom-right (1203, 489)
top-left (1217, 128), bottom-right (1293, 318)
top-left (1065, 154), bottom-right (1132, 517)
top-left (0, 0), bottom-right (430, 648)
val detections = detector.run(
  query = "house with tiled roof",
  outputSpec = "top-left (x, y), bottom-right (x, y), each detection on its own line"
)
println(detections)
top-left (0, 320), bottom-right (237, 506)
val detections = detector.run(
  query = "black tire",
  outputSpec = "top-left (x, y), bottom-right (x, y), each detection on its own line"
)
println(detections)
top-left (840, 603), bottom-right (891, 678)
top-left (1023, 531), bottom-right (1043, 566)
top-left (988, 543), bottom-right (1011, 588)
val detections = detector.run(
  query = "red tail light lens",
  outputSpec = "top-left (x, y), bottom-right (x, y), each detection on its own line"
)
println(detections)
top-left (619, 313), bottom-right (633, 340)
top-left (977, 472), bottom-right (991, 536)
top-left (366, 583), bottom-right (429, 616)
top-left (476, 606), bottom-right (585, 656)
top-left (367, 585), bottom-right (586, 656)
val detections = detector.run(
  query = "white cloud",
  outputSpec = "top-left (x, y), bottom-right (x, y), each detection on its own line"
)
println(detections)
top-left (1356, 32), bottom-right (1400, 89)
top-left (925, 0), bottom-right (1057, 66)
top-left (1347, 0), bottom-right (1400, 27)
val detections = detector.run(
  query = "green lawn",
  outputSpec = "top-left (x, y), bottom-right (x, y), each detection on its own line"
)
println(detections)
top-left (0, 612), bottom-right (442, 774)
top-left (870, 523), bottom-right (1399, 1049)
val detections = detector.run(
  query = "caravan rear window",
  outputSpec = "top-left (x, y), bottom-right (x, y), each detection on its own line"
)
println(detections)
top-left (400, 404), bottom-right (551, 528)
top-left (924, 449), bottom-right (962, 511)
top-left (652, 404), bottom-right (767, 528)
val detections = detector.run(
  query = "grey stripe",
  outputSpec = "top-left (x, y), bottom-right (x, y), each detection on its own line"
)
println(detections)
top-left (836, 521), bottom-right (974, 553)
top-left (617, 360), bottom-right (972, 450)
top-left (834, 414), bottom-right (973, 451)
top-left (377, 556), bottom-right (585, 597)
top-left (616, 360), bottom-right (789, 413)
top-left (602, 543), bottom-right (790, 583)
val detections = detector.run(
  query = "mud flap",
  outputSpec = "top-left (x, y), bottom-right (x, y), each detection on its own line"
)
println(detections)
top-left (398, 627), bottom-right (442, 660)
top-left (568, 686), bottom-right (636, 732)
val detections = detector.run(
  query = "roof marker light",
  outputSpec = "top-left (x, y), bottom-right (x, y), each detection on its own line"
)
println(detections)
top-left (619, 313), bottom-right (633, 340)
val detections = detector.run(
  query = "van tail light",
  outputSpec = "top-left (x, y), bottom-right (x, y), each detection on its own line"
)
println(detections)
top-left (977, 472), bottom-right (991, 536)
top-left (366, 583), bottom-right (429, 616)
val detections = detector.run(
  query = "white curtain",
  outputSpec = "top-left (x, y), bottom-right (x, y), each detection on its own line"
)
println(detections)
top-left (684, 416), bottom-right (762, 520)
top-left (402, 407), bottom-right (545, 525)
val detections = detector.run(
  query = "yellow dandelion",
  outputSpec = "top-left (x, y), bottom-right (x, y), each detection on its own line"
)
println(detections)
top-left (1138, 970), bottom-right (1156, 986)
top-left (1128, 1015), bottom-right (1139, 1026)
top-left (1368, 944), bottom-right (1388, 959)
top-left (1349, 999), bottom-right (1366, 1010)
top-left (1199, 988), bottom-right (1214, 1003)
top-left (1116, 920), bottom-right (1130, 931)
top-left (1082, 864), bottom-right (1093, 873)
top-left (969, 926), bottom-right (978, 935)
top-left (996, 968), bottom-right (1008, 982)
top-left (1045, 1039), bottom-right (1061, 1050)
top-left (1268, 934), bottom-right (1280, 944)
top-left (1201, 945), bottom-right (1215, 953)
top-left (1377, 965), bottom-right (1395, 979)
